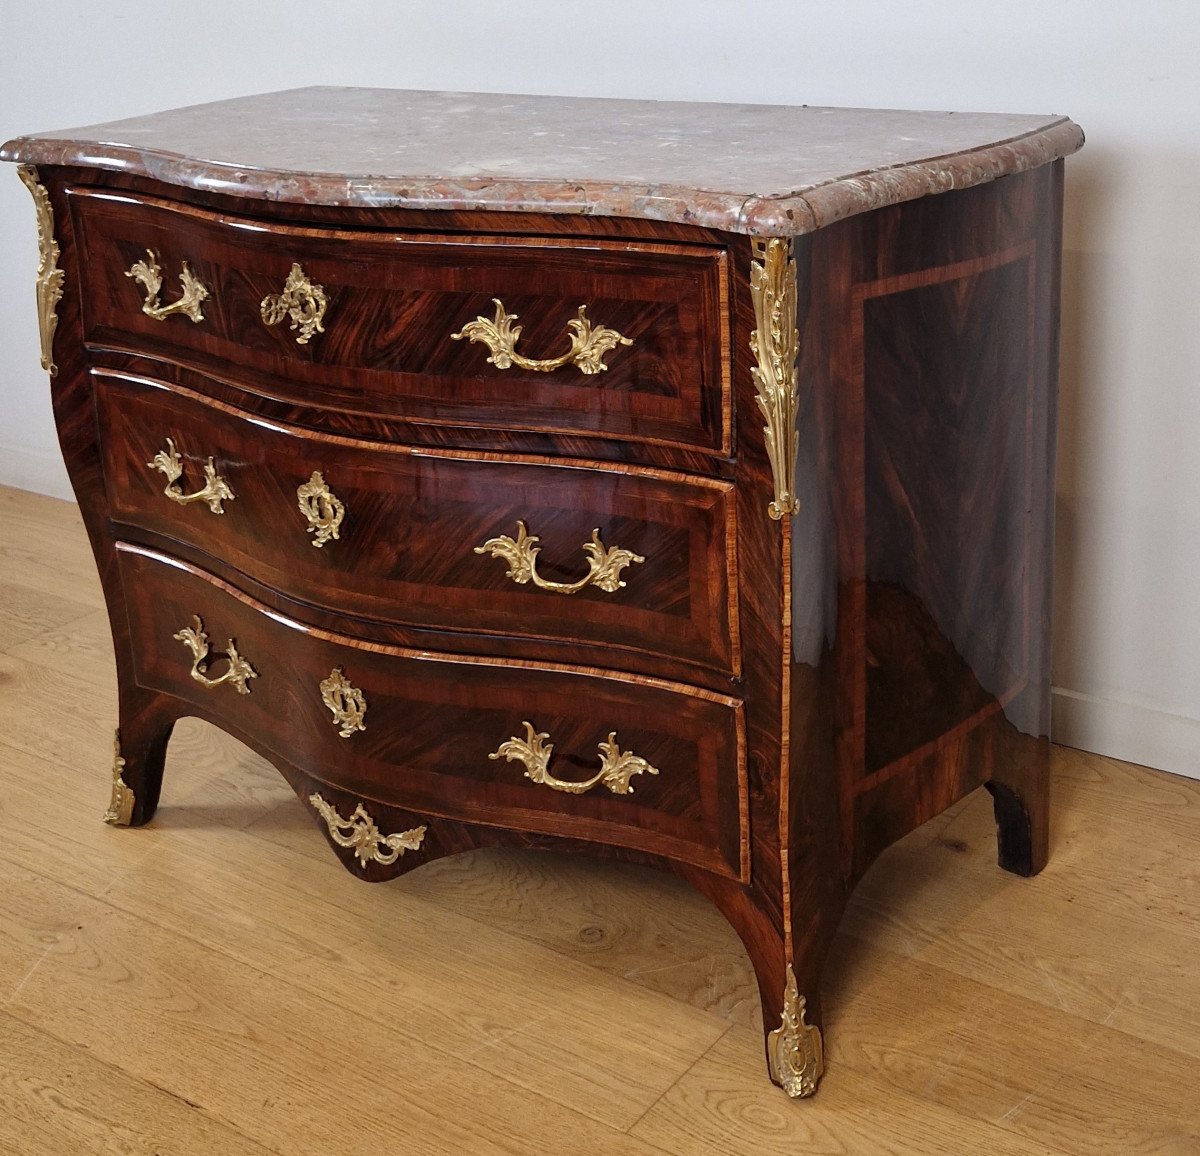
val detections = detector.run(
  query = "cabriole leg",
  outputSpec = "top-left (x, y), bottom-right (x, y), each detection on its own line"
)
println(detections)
top-left (986, 731), bottom-right (1050, 877)
top-left (765, 961), bottom-right (825, 1098)
top-left (105, 691), bottom-right (177, 827)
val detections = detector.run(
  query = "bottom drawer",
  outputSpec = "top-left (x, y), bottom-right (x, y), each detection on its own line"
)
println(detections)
top-left (116, 544), bottom-right (749, 881)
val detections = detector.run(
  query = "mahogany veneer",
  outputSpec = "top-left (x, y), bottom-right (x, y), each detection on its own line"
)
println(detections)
top-left (96, 371), bottom-right (740, 682)
top-left (71, 188), bottom-right (732, 459)
top-left (117, 544), bottom-right (749, 882)
top-left (2, 89), bottom-right (1082, 1101)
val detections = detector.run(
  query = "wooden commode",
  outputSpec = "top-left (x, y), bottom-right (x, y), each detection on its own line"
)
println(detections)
top-left (1, 88), bottom-right (1083, 1098)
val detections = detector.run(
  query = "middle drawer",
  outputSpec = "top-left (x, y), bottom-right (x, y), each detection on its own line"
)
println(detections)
top-left (96, 371), bottom-right (740, 679)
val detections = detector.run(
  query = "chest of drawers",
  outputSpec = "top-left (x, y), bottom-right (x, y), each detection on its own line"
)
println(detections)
top-left (2, 88), bottom-right (1082, 1099)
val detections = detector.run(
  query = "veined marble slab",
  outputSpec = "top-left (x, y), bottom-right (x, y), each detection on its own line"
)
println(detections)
top-left (1, 87), bottom-right (1083, 235)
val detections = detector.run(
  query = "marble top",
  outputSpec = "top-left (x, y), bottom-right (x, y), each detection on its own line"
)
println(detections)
top-left (0, 87), bottom-right (1083, 236)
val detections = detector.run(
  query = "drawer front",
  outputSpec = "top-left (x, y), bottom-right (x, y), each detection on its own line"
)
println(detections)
top-left (118, 545), bottom-right (749, 880)
top-left (97, 371), bottom-right (740, 679)
top-left (70, 187), bottom-right (731, 457)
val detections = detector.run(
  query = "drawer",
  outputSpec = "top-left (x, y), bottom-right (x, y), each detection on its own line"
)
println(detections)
top-left (117, 544), bottom-right (749, 881)
top-left (70, 187), bottom-right (731, 458)
top-left (96, 371), bottom-right (740, 679)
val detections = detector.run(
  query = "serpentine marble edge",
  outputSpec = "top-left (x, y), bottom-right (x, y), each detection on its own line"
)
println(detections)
top-left (0, 87), bottom-right (1084, 235)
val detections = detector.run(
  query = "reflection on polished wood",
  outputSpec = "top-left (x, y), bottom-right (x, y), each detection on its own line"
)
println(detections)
top-left (6, 147), bottom-right (1068, 1102)
top-left (1, 483), bottom-right (1199, 1153)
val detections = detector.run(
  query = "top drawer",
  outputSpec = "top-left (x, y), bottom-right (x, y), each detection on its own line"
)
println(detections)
top-left (68, 188), bottom-right (732, 458)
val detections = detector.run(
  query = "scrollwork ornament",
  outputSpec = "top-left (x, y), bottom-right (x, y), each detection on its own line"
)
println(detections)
top-left (308, 794), bottom-right (426, 867)
top-left (474, 521), bottom-right (644, 595)
top-left (489, 721), bottom-right (660, 796)
top-left (749, 238), bottom-right (801, 520)
top-left (17, 166), bottom-right (65, 376)
top-left (147, 438), bottom-right (235, 514)
top-left (125, 249), bottom-right (209, 322)
top-left (174, 615), bottom-right (258, 694)
top-left (297, 471), bottom-right (345, 547)
top-left (767, 964), bottom-right (824, 1097)
top-left (103, 730), bottom-right (135, 826)
top-left (261, 263), bottom-right (328, 345)
top-left (451, 298), bottom-right (632, 375)
top-left (319, 667), bottom-right (367, 738)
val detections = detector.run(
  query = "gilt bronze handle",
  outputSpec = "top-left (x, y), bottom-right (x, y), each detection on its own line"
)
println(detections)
top-left (147, 438), bottom-right (234, 515)
top-left (174, 615), bottom-right (257, 694)
top-left (126, 249), bottom-right (208, 323)
top-left (474, 521), bottom-right (644, 595)
top-left (489, 721), bottom-right (659, 796)
top-left (451, 298), bottom-right (632, 375)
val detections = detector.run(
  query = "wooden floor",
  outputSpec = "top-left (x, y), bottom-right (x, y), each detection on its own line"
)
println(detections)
top-left (1, 482), bottom-right (1199, 1155)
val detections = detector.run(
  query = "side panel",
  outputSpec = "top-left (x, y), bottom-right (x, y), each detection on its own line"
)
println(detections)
top-left (813, 165), bottom-right (1062, 879)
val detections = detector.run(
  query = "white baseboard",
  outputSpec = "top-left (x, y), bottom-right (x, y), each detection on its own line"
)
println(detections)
top-left (1052, 687), bottom-right (1200, 781)
top-left (0, 444), bottom-right (73, 500)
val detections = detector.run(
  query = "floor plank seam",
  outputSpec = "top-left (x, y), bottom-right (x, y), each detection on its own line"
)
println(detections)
top-left (0, 832), bottom-right (719, 1140)
top-left (0, 1007), bottom-right (282, 1155)
top-left (0, 598), bottom-right (104, 656)
top-left (4, 602), bottom-right (111, 650)
top-left (623, 1021), bottom-right (733, 1136)
top-left (218, 802), bottom-right (751, 1036)
top-left (6, 485), bottom-right (1200, 1153)
top-left (3, 944), bottom-right (56, 1009)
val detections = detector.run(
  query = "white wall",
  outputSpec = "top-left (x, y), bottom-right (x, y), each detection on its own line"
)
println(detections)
top-left (2, 1), bottom-right (1198, 778)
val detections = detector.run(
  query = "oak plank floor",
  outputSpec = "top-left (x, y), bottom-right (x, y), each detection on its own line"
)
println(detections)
top-left (1, 482), bottom-right (1198, 1155)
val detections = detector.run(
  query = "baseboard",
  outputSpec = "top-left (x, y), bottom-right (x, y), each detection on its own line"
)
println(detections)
top-left (1052, 687), bottom-right (1200, 781)
top-left (0, 444), bottom-right (73, 500)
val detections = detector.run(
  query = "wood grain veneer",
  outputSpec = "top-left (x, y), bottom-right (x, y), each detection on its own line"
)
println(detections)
top-left (71, 187), bottom-right (732, 460)
top-left (96, 371), bottom-right (741, 682)
top-left (3, 91), bottom-right (1078, 1105)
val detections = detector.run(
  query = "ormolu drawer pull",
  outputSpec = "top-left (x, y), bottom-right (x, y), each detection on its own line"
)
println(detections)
top-left (489, 721), bottom-right (659, 796)
top-left (261, 262), bottom-right (327, 345)
top-left (125, 249), bottom-right (209, 323)
top-left (320, 667), bottom-right (366, 737)
top-left (148, 438), bottom-right (234, 514)
top-left (308, 793), bottom-right (426, 867)
top-left (451, 298), bottom-right (632, 375)
top-left (297, 471), bottom-right (344, 547)
top-left (173, 615), bottom-right (258, 694)
top-left (474, 520), bottom-right (644, 595)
